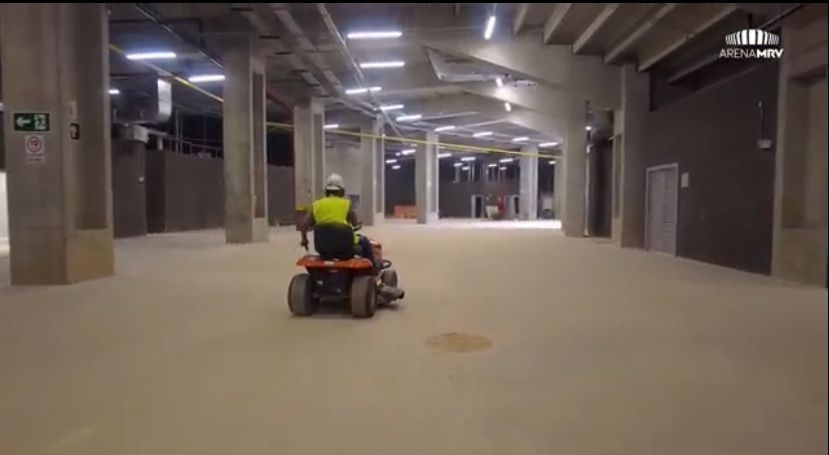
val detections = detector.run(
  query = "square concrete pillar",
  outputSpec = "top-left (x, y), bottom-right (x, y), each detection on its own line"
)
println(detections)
top-left (359, 117), bottom-right (383, 226)
top-left (611, 64), bottom-right (649, 248)
top-left (562, 101), bottom-right (588, 237)
top-left (222, 34), bottom-right (268, 243)
top-left (1, 3), bottom-right (114, 284)
top-left (772, 13), bottom-right (828, 285)
top-left (416, 132), bottom-right (439, 224)
top-left (374, 133), bottom-right (386, 223)
top-left (519, 146), bottom-right (539, 220)
top-left (293, 99), bottom-right (325, 217)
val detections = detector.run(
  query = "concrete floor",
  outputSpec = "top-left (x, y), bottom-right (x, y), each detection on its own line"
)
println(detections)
top-left (0, 222), bottom-right (826, 454)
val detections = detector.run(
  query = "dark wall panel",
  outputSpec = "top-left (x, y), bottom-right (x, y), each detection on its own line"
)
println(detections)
top-left (112, 140), bottom-right (147, 238)
top-left (267, 165), bottom-right (295, 225)
top-left (643, 63), bottom-right (778, 274)
top-left (385, 162), bottom-right (415, 215)
top-left (163, 152), bottom-right (224, 232)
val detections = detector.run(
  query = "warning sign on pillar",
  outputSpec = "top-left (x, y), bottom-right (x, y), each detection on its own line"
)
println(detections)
top-left (25, 135), bottom-right (45, 163)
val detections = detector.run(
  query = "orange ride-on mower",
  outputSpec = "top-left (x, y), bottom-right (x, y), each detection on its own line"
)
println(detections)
top-left (288, 224), bottom-right (404, 318)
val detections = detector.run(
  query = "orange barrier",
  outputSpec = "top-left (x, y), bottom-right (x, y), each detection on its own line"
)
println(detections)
top-left (393, 206), bottom-right (416, 219)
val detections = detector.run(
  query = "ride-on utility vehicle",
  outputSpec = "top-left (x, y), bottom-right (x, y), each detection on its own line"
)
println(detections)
top-left (288, 224), bottom-right (404, 318)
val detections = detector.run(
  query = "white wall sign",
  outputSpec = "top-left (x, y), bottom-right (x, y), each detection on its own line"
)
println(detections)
top-left (24, 135), bottom-right (46, 163)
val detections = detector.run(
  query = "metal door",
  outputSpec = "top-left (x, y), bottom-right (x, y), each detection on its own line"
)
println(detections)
top-left (645, 164), bottom-right (679, 255)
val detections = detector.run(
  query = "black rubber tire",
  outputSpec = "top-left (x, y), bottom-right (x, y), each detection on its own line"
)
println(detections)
top-left (350, 275), bottom-right (377, 318)
top-left (288, 273), bottom-right (317, 316)
top-left (381, 269), bottom-right (398, 287)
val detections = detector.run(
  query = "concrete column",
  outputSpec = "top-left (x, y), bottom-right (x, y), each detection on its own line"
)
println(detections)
top-left (553, 157), bottom-right (564, 219)
top-left (611, 64), bottom-right (649, 248)
top-left (375, 132), bottom-right (386, 222)
top-left (772, 12), bottom-right (828, 285)
top-left (519, 145), bottom-right (539, 220)
top-left (415, 132), bottom-right (439, 224)
top-left (1, 3), bottom-right (114, 284)
top-left (293, 98), bottom-right (325, 218)
top-left (561, 101), bottom-right (588, 237)
top-left (359, 117), bottom-right (382, 225)
top-left (222, 34), bottom-right (268, 243)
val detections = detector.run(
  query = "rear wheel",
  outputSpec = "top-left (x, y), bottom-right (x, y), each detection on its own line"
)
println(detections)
top-left (350, 275), bottom-right (377, 318)
top-left (288, 273), bottom-right (317, 316)
top-left (381, 269), bottom-right (398, 287)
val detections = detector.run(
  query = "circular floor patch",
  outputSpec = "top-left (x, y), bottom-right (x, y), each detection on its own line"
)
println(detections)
top-left (425, 332), bottom-right (493, 353)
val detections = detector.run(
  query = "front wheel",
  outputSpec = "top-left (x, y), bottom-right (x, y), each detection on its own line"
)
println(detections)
top-left (288, 273), bottom-right (317, 316)
top-left (381, 269), bottom-right (398, 287)
top-left (350, 275), bottom-right (377, 318)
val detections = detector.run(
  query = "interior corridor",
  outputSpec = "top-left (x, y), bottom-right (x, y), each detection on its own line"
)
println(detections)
top-left (1, 224), bottom-right (825, 454)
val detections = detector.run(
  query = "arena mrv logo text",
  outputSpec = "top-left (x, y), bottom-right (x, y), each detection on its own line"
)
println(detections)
top-left (720, 29), bottom-right (784, 59)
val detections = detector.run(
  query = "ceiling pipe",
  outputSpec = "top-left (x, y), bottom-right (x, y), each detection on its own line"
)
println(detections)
top-left (315, 3), bottom-right (404, 136)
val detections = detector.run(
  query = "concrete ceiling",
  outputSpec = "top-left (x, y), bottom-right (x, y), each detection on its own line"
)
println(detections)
top-left (102, 3), bottom-right (783, 148)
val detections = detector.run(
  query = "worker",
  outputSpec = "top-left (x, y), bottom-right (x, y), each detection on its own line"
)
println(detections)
top-left (299, 174), bottom-right (375, 266)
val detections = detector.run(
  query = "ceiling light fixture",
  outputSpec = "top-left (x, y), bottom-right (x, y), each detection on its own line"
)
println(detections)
top-left (396, 114), bottom-right (421, 122)
top-left (495, 77), bottom-right (504, 88)
top-left (539, 141), bottom-right (559, 148)
top-left (460, 156), bottom-right (476, 162)
top-left (324, 123), bottom-right (340, 129)
top-left (438, 152), bottom-right (452, 158)
top-left (434, 125), bottom-right (456, 132)
top-left (188, 74), bottom-right (225, 83)
top-left (473, 131), bottom-right (493, 138)
top-left (347, 30), bottom-right (403, 40)
top-left (487, 163), bottom-right (498, 168)
top-left (504, 102), bottom-right (512, 112)
top-left (400, 149), bottom-right (416, 155)
top-left (512, 136), bottom-right (529, 143)
top-left (108, 88), bottom-right (121, 95)
top-left (585, 125), bottom-right (593, 131)
top-left (359, 60), bottom-right (405, 69)
top-left (392, 165), bottom-right (402, 170)
top-left (499, 158), bottom-right (514, 163)
top-left (484, 15), bottom-right (496, 40)
top-left (385, 159), bottom-right (398, 164)
top-left (462, 165), bottom-right (471, 171)
top-left (549, 160), bottom-right (557, 165)
top-left (379, 104), bottom-right (404, 112)
top-left (345, 86), bottom-right (382, 95)
top-left (499, 166), bottom-right (508, 171)
top-left (126, 51), bottom-right (177, 60)
top-left (453, 162), bottom-right (463, 167)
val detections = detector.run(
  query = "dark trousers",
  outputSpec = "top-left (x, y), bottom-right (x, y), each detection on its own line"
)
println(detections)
top-left (356, 235), bottom-right (375, 268)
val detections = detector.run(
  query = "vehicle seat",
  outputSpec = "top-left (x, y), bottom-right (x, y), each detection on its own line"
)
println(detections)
top-left (313, 224), bottom-right (355, 260)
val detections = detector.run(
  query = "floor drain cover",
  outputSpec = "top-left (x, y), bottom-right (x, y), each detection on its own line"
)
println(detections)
top-left (425, 332), bottom-right (493, 353)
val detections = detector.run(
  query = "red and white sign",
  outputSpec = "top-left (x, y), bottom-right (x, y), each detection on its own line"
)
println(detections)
top-left (24, 134), bottom-right (45, 163)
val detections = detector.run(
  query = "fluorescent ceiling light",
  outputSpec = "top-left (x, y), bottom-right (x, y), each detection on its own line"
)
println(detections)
top-left (126, 51), bottom-right (176, 60)
top-left (400, 149), bottom-right (416, 155)
top-left (392, 165), bottom-right (402, 170)
top-left (453, 162), bottom-right (463, 167)
top-left (380, 104), bottom-right (404, 112)
top-left (473, 131), bottom-right (493, 138)
top-left (585, 125), bottom-right (593, 131)
top-left (324, 123), bottom-right (340, 129)
top-left (484, 15), bottom-right (496, 40)
top-left (504, 102), bottom-right (512, 112)
top-left (396, 114), bottom-right (421, 122)
top-left (345, 86), bottom-right (382, 95)
top-left (499, 158), bottom-right (514, 163)
top-left (549, 160), bottom-right (557, 164)
top-left (385, 159), bottom-right (398, 164)
top-left (512, 136), bottom-right (529, 143)
top-left (347, 31), bottom-right (402, 40)
top-left (108, 88), bottom-right (120, 95)
top-left (188, 74), bottom-right (225, 83)
top-left (487, 163), bottom-right (498, 168)
top-left (460, 156), bottom-right (476, 162)
top-left (438, 152), bottom-right (452, 158)
top-left (462, 166), bottom-right (471, 171)
top-left (539, 142), bottom-right (559, 148)
top-left (495, 77), bottom-right (504, 88)
top-left (360, 60), bottom-right (405, 69)
top-left (434, 125), bottom-right (455, 132)
top-left (499, 166), bottom-right (508, 171)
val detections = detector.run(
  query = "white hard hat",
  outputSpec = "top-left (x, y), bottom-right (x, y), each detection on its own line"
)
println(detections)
top-left (325, 173), bottom-right (345, 192)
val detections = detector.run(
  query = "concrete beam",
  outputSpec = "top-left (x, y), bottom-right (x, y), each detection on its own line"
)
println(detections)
top-left (423, 36), bottom-right (621, 109)
top-left (637, 4), bottom-right (737, 71)
top-left (543, 3), bottom-right (574, 45)
top-left (573, 3), bottom-right (621, 54)
top-left (604, 3), bottom-right (679, 64)
top-left (513, 3), bottom-right (531, 35)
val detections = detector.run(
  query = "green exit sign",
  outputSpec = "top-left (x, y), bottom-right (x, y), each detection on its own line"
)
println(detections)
top-left (13, 112), bottom-right (50, 132)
